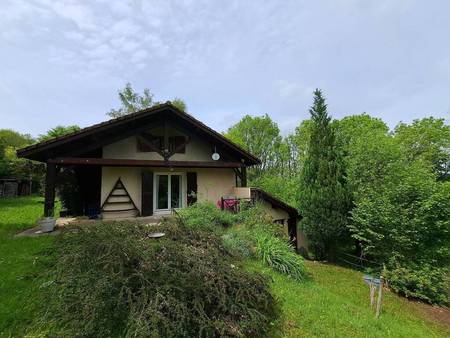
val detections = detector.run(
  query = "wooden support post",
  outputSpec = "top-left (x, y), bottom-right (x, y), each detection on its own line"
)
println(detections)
top-left (241, 167), bottom-right (247, 187)
top-left (44, 163), bottom-right (57, 217)
top-left (370, 283), bottom-right (375, 308)
top-left (221, 197), bottom-right (225, 211)
top-left (376, 278), bottom-right (383, 318)
top-left (287, 216), bottom-right (298, 251)
top-left (163, 120), bottom-right (169, 160)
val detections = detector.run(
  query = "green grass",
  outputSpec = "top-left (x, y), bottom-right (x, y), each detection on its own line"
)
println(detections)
top-left (0, 196), bottom-right (56, 337)
top-left (0, 197), bottom-right (448, 337)
top-left (246, 260), bottom-right (450, 338)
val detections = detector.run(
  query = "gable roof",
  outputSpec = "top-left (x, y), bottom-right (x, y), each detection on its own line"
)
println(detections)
top-left (17, 102), bottom-right (261, 165)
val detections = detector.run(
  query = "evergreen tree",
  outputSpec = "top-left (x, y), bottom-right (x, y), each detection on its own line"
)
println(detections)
top-left (299, 89), bottom-right (350, 259)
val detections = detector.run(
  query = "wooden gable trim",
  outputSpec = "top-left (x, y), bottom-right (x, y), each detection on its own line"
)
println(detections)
top-left (17, 103), bottom-right (261, 166)
top-left (48, 157), bottom-right (245, 168)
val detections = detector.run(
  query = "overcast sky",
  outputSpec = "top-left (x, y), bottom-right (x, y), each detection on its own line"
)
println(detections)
top-left (1, 0), bottom-right (449, 137)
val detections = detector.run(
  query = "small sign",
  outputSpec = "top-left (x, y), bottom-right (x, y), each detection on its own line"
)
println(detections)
top-left (363, 275), bottom-right (381, 287)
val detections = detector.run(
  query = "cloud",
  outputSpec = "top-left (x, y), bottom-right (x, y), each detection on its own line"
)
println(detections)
top-left (1, 0), bottom-right (450, 137)
top-left (46, 0), bottom-right (96, 30)
top-left (276, 80), bottom-right (313, 101)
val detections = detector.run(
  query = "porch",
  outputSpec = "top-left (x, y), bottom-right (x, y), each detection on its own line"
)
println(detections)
top-left (42, 158), bottom-right (248, 219)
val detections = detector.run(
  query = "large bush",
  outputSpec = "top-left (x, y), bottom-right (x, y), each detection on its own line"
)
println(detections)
top-left (177, 202), bottom-right (236, 230)
top-left (179, 202), bottom-right (307, 281)
top-left (33, 221), bottom-right (279, 337)
top-left (385, 263), bottom-right (449, 305)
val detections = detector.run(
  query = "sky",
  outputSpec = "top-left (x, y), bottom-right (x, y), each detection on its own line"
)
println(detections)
top-left (1, 0), bottom-right (449, 137)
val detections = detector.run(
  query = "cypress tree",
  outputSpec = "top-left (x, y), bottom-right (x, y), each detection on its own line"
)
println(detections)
top-left (299, 89), bottom-right (349, 260)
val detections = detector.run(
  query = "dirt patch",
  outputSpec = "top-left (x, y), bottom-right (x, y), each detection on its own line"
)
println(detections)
top-left (412, 301), bottom-right (450, 331)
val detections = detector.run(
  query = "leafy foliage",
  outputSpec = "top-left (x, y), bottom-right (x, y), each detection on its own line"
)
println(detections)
top-left (350, 164), bottom-right (450, 303)
top-left (385, 263), bottom-right (449, 305)
top-left (394, 117), bottom-right (450, 180)
top-left (225, 114), bottom-right (282, 179)
top-left (298, 89), bottom-right (350, 259)
top-left (107, 82), bottom-right (187, 118)
top-left (336, 114), bottom-right (450, 304)
top-left (37, 125), bottom-right (81, 142)
top-left (177, 202), bottom-right (236, 230)
top-left (33, 220), bottom-right (279, 337)
top-left (0, 129), bottom-right (33, 148)
top-left (222, 232), bottom-right (254, 259)
top-left (0, 129), bottom-right (43, 191)
top-left (180, 202), bottom-right (306, 281)
top-left (55, 167), bottom-right (81, 214)
top-left (254, 230), bottom-right (306, 281)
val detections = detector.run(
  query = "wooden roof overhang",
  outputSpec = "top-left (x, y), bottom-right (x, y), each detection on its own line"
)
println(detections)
top-left (48, 157), bottom-right (245, 168)
top-left (250, 187), bottom-right (300, 219)
top-left (17, 102), bottom-right (261, 166)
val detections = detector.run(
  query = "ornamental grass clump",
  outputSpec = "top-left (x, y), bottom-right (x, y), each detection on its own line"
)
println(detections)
top-left (32, 220), bottom-right (279, 337)
top-left (254, 230), bottom-right (306, 281)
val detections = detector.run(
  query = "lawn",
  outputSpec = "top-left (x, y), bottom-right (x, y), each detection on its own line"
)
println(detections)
top-left (0, 196), bottom-right (57, 337)
top-left (247, 261), bottom-right (449, 337)
top-left (0, 197), bottom-right (448, 337)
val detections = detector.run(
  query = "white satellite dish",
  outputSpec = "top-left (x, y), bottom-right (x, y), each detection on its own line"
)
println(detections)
top-left (212, 152), bottom-right (220, 161)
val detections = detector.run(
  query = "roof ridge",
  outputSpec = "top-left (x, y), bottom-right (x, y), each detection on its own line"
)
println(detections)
top-left (16, 102), bottom-right (261, 165)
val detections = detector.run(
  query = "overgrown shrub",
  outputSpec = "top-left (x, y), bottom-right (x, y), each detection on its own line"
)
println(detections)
top-left (254, 230), bottom-right (306, 281)
top-left (233, 202), bottom-right (276, 228)
top-left (222, 232), bottom-right (254, 259)
top-left (385, 263), bottom-right (449, 305)
top-left (177, 202), bottom-right (236, 230)
top-left (32, 221), bottom-right (279, 337)
top-left (180, 202), bottom-right (306, 281)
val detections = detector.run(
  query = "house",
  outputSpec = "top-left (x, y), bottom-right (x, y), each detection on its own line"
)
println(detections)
top-left (17, 102), bottom-right (303, 249)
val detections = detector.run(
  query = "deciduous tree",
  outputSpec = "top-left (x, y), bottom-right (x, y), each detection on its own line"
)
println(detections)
top-left (225, 114), bottom-right (282, 179)
top-left (107, 83), bottom-right (187, 118)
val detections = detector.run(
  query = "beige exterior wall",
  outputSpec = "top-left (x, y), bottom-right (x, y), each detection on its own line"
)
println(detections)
top-left (101, 167), bottom-right (143, 210)
top-left (101, 166), bottom-right (236, 215)
top-left (103, 134), bottom-right (213, 162)
top-left (261, 200), bottom-right (290, 221)
top-left (232, 187), bottom-right (251, 199)
top-left (196, 168), bottom-right (236, 204)
top-left (101, 130), bottom-right (237, 215)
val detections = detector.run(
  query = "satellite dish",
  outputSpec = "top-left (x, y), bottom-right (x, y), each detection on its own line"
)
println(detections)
top-left (212, 152), bottom-right (220, 161)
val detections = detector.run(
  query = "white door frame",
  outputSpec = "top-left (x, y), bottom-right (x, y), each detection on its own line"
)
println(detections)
top-left (153, 172), bottom-right (186, 214)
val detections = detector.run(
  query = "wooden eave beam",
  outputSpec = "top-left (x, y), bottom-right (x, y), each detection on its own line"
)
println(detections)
top-left (48, 157), bottom-right (245, 168)
top-left (66, 121), bottom-right (164, 158)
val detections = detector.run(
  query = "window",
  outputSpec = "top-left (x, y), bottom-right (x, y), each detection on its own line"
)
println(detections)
top-left (168, 136), bottom-right (186, 154)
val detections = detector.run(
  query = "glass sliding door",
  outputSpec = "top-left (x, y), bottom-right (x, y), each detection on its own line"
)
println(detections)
top-left (170, 175), bottom-right (182, 208)
top-left (156, 174), bottom-right (168, 209)
top-left (155, 173), bottom-right (183, 211)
